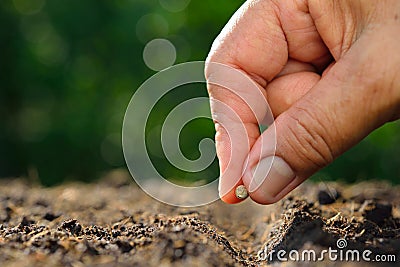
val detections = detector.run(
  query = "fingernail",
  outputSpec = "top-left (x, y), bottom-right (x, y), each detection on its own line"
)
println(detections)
top-left (218, 165), bottom-right (234, 198)
top-left (249, 156), bottom-right (295, 196)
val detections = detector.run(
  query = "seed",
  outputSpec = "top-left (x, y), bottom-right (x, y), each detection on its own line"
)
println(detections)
top-left (235, 185), bottom-right (248, 200)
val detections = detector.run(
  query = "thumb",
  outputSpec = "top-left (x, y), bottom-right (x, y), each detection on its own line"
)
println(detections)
top-left (242, 34), bottom-right (400, 204)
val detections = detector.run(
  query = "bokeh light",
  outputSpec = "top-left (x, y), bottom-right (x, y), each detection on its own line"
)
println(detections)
top-left (13, 0), bottom-right (45, 15)
top-left (159, 0), bottom-right (191, 13)
top-left (143, 38), bottom-right (176, 71)
top-left (16, 106), bottom-right (50, 142)
top-left (136, 13), bottom-right (169, 44)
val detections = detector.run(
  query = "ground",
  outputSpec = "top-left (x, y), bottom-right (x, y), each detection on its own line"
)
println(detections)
top-left (0, 170), bottom-right (399, 266)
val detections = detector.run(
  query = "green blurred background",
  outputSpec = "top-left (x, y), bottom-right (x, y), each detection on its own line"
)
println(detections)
top-left (0, 0), bottom-right (399, 186)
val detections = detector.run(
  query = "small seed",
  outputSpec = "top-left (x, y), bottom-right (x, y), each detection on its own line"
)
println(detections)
top-left (235, 185), bottom-right (248, 200)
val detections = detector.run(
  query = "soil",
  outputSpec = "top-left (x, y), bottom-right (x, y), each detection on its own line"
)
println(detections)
top-left (0, 170), bottom-right (399, 267)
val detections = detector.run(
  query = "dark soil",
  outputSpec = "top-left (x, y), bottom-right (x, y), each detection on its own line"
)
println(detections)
top-left (0, 170), bottom-right (399, 266)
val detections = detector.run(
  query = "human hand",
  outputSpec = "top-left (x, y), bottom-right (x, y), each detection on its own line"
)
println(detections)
top-left (205, 0), bottom-right (400, 204)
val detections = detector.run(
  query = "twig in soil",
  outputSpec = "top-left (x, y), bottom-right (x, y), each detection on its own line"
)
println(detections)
top-left (238, 223), bottom-right (256, 241)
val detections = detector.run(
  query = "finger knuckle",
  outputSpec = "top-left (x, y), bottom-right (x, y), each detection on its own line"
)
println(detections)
top-left (282, 106), bottom-right (335, 172)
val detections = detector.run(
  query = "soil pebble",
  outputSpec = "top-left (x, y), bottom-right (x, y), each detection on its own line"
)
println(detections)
top-left (363, 202), bottom-right (393, 226)
top-left (317, 188), bottom-right (340, 205)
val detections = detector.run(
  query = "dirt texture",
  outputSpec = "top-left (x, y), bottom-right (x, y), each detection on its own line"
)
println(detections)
top-left (0, 170), bottom-right (399, 267)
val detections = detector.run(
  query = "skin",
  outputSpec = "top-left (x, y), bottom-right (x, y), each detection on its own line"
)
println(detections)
top-left (205, 0), bottom-right (400, 205)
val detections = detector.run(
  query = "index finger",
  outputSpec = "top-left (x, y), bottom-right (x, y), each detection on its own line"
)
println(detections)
top-left (205, 62), bottom-right (274, 203)
top-left (205, 0), bottom-right (286, 203)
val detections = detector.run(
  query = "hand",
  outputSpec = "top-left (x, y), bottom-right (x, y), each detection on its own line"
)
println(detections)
top-left (205, 0), bottom-right (400, 204)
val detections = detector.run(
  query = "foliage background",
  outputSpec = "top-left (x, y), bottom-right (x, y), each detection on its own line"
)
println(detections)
top-left (0, 0), bottom-right (399, 186)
